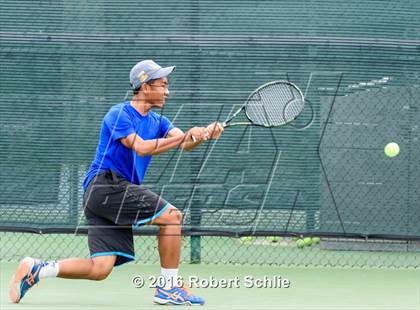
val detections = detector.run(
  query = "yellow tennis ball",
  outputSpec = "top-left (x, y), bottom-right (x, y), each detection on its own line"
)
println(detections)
top-left (267, 236), bottom-right (281, 243)
top-left (384, 142), bottom-right (400, 158)
top-left (296, 239), bottom-right (305, 248)
top-left (303, 237), bottom-right (312, 246)
top-left (312, 237), bottom-right (321, 244)
top-left (241, 236), bottom-right (253, 243)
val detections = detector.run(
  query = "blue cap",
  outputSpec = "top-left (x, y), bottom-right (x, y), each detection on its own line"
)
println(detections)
top-left (129, 60), bottom-right (176, 90)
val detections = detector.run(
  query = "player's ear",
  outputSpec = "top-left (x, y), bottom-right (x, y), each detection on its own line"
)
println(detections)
top-left (140, 83), bottom-right (149, 94)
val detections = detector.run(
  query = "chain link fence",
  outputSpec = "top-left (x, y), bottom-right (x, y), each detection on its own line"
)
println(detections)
top-left (1, 233), bottom-right (418, 268)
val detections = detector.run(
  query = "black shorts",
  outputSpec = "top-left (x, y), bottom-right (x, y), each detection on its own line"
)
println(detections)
top-left (83, 170), bottom-right (170, 266)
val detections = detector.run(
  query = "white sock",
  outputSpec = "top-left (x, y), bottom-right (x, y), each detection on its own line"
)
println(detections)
top-left (39, 261), bottom-right (59, 279)
top-left (161, 267), bottom-right (178, 289)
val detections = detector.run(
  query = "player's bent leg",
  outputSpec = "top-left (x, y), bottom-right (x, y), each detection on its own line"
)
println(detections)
top-left (151, 206), bottom-right (182, 268)
top-left (58, 255), bottom-right (116, 280)
top-left (150, 206), bottom-right (205, 306)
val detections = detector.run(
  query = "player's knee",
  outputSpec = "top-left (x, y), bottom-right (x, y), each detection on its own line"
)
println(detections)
top-left (168, 206), bottom-right (182, 224)
top-left (93, 270), bottom-right (112, 281)
top-left (90, 266), bottom-right (113, 281)
top-left (152, 205), bottom-right (182, 226)
top-left (89, 257), bottom-right (115, 280)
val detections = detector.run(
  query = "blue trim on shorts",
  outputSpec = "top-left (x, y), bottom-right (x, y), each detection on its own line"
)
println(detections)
top-left (133, 203), bottom-right (171, 227)
top-left (91, 251), bottom-right (135, 266)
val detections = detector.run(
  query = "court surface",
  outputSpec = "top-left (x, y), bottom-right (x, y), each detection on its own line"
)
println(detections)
top-left (1, 262), bottom-right (418, 310)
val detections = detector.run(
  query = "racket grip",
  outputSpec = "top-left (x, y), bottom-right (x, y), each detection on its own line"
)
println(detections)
top-left (191, 135), bottom-right (197, 143)
top-left (222, 122), bottom-right (227, 128)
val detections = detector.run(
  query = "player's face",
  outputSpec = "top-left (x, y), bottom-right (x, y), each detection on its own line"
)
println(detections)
top-left (146, 77), bottom-right (169, 108)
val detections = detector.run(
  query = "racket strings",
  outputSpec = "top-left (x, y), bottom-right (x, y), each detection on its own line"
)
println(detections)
top-left (245, 82), bottom-right (304, 126)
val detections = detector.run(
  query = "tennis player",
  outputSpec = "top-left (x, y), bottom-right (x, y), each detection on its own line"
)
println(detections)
top-left (9, 60), bottom-right (223, 306)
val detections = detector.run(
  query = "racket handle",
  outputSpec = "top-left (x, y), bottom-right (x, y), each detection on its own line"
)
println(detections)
top-left (222, 121), bottom-right (227, 128)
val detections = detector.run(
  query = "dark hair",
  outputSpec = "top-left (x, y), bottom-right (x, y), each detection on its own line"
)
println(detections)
top-left (132, 79), bottom-right (159, 95)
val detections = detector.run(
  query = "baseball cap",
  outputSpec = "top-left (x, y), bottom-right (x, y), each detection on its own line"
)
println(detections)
top-left (129, 60), bottom-right (176, 90)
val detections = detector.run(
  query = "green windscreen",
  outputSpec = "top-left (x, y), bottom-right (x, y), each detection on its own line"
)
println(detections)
top-left (0, 0), bottom-right (419, 240)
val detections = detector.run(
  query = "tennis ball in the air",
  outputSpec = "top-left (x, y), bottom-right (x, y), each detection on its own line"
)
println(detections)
top-left (303, 237), bottom-right (312, 246)
top-left (384, 142), bottom-right (400, 158)
top-left (296, 239), bottom-right (305, 248)
top-left (312, 237), bottom-right (321, 244)
top-left (267, 236), bottom-right (281, 243)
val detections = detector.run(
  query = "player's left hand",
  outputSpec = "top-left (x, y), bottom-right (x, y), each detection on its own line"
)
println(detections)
top-left (206, 122), bottom-right (224, 140)
top-left (187, 126), bottom-right (209, 142)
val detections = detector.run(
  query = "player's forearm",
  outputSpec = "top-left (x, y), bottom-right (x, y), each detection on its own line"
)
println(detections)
top-left (135, 135), bottom-right (186, 156)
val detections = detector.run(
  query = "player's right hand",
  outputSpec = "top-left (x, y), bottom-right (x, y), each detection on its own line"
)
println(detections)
top-left (186, 127), bottom-right (208, 142)
top-left (206, 122), bottom-right (224, 140)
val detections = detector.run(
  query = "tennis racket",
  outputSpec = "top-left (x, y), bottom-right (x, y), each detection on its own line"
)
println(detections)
top-left (191, 80), bottom-right (305, 142)
top-left (223, 80), bottom-right (305, 128)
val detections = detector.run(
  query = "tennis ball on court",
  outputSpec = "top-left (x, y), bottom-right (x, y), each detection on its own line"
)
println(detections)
top-left (312, 237), bottom-right (321, 244)
top-left (241, 236), bottom-right (253, 243)
top-left (267, 236), bottom-right (281, 243)
top-left (303, 237), bottom-right (312, 246)
top-left (296, 239), bottom-right (305, 248)
top-left (384, 142), bottom-right (400, 158)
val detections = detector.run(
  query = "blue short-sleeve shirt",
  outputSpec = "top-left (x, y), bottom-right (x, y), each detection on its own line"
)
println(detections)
top-left (83, 101), bottom-right (174, 191)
